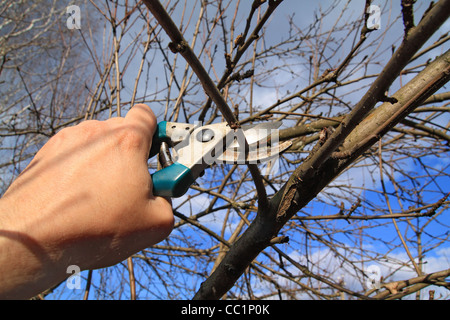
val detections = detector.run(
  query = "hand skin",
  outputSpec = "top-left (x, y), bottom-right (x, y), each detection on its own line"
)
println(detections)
top-left (0, 104), bottom-right (173, 299)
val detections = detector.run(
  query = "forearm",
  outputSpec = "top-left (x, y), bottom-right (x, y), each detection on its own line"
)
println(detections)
top-left (0, 198), bottom-right (67, 299)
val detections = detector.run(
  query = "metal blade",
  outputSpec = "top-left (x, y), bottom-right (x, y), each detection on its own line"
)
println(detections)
top-left (217, 140), bottom-right (292, 164)
top-left (227, 121), bottom-right (283, 148)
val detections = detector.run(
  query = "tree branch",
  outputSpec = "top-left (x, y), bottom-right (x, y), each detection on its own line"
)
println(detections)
top-left (142, 0), bottom-right (269, 208)
top-left (370, 268), bottom-right (450, 299)
top-left (299, 0), bottom-right (450, 178)
top-left (401, 0), bottom-right (416, 37)
top-left (141, 0), bottom-right (238, 127)
top-left (192, 0), bottom-right (450, 299)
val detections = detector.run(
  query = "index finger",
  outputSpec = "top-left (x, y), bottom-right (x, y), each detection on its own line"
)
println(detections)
top-left (124, 104), bottom-right (158, 154)
top-left (125, 104), bottom-right (157, 134)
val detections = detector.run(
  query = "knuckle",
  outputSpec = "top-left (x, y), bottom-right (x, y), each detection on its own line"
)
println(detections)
top-left (115, 124), bottom-right (146, 151)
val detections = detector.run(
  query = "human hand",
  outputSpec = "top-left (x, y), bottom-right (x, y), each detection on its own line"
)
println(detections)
top-left (0, 104), bottom-right (173, 299)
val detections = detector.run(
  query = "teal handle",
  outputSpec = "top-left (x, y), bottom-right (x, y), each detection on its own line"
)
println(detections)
top-left (149, 121), bottom-right (168, 159)
top-left (151, 162), bottom-right (195, 198)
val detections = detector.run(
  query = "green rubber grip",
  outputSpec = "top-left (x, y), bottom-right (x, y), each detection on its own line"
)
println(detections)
top-left (151, 162), bottom-right (195, 198)
top-left (149, 121), bottom-right (168, 159)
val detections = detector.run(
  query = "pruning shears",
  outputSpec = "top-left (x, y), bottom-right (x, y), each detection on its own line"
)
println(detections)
top-left (149, 121), bottom-right (291, 197)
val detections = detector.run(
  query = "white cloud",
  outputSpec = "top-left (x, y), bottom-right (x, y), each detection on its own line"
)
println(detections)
top-left (261, 244), bottom-right (450, 299)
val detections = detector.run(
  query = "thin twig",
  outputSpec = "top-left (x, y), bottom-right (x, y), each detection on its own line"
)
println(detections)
top-left (83, 270), bottom-right (92, 300)
top-left (378, 140), bottom-right (422, 276)
top-left (127, 257), bottom-right (136, 300)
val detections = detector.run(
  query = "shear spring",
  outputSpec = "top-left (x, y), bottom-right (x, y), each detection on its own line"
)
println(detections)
top-left (158, 142), bottom-right (174, 168)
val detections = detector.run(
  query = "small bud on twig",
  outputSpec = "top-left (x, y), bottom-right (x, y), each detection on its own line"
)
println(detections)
top-left (234, 34), bottom-right (244, 48)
